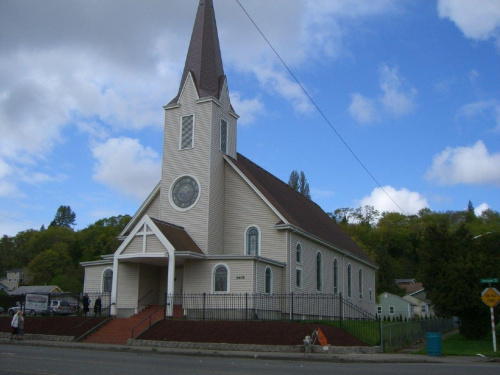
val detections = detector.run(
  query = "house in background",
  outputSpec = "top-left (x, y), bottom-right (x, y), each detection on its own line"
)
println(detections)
top-left (81, 0), bottom-right (377, 318)
top-left (10, 285), bottom-right (63, 296)
top-left (0, 268), bottom-right (32, 292)
top-left (376, 292), bottom-right (416, 320)
top-left (396, 278), bottom-right (435, 318)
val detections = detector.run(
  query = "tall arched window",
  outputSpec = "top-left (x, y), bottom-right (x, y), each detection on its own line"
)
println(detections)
top-left (102, 269), bottom-right (113, 293)
top-left (296, 243), bottom-right (302, 264)
top-left (265, 267), bottom-right (272, 294)
top-left (358, 268), bottom-right (363, 300)
top-left (213, 264), bottom-right (228, 293)
top-left (333, 258), bottom-right (339, 294)
top-left (246, 226), bottom-right (259, 255)
top-left (316, 252), bottom-right (322, 292)
top-left (347, 264), bottom-right (352, 298)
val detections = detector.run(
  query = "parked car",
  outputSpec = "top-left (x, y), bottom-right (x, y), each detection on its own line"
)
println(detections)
top-left (8, 306), bottom-right (22, 316)
top-left (0, 307), bottom-right (4, 314)
top-left (49, 300), bottom-right (72, 315)
top-left (8, 306), bottom-right (39, 316)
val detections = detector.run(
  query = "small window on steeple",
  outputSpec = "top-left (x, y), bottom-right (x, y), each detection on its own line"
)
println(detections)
top-left (180, 114), bottom-right (194, 150)
top-left (220, 119), bottom-right (228, 153)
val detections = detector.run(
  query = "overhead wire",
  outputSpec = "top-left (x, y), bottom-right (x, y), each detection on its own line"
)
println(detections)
top-left (235, 0), bottom-right (406, 215)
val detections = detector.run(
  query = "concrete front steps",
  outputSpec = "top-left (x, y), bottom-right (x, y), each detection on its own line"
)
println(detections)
top-left (84, 305), bottom-right (164, 345)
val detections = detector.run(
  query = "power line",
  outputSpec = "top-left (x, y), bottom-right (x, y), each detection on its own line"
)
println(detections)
top-left (235, 0), bottom-right (406, 215)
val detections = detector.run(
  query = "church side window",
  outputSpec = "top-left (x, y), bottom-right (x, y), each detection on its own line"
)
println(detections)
top-left (296, 243), bottom-right (302, 264)
top-left (316, 252), bottom-right (323, 292)
top-left (220, 119), bottom-right (228, 153)
top-left (296, 268), bottom-right (302, 289)
top-left (180, 114), bottom-right (194, 150)
top-left (102, 269), bottom-right (113, 293)
top-left (358, 268), bottom-right (363, 300)
top-left (333, 258), bottom-right (339, 294)
top-left (213, 264), bottom-right (228, 293)
top-left (347, 264), bottom-right (352, 298)
top-left (246, 226), bottom-right (259, 255)
top-left (265, 267), bottom-right (272, 294)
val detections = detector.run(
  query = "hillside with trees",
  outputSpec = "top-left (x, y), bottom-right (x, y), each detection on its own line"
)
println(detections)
top-left (1, 202), bottom-right (498, 339)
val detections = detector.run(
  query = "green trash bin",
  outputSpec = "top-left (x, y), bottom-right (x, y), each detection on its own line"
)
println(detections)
top-left (426, 332), bottom-right (442, 356)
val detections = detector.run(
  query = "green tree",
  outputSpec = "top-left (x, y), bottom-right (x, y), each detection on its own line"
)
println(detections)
top-left (50, 205), bottom-right (76, 228)
top-left (417, 223), bottom-right (495, 339)
top-left (288, 170), bottom-right (311, 199)
top-left (28, 244), bottom-right (73, 285)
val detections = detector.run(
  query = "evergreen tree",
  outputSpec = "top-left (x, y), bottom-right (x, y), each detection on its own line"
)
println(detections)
top-left (49, 205), bottom-right (76, 228)
top-left (288, 170), bottom-right (311, 199)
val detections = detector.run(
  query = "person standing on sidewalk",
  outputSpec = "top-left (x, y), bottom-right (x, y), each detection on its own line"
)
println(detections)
top-left (82, 293), bottom-right (90, 317)
top-left (10, 310), bottom-right (20, 340)
top-left (93, 296), bottom-right (101, 316)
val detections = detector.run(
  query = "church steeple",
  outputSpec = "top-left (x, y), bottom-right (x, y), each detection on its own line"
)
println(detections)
top-left (171, 0), bottom-right (225, 103)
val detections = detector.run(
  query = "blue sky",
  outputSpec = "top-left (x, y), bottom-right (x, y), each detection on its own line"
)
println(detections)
top-left (1, 0), bottom-right (500, 236)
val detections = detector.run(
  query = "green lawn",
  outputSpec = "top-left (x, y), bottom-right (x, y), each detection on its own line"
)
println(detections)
top-left (414, 329), bottom-right (500, 357)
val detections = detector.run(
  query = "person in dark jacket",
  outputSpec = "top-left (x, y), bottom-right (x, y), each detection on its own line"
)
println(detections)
top-left (94, 296), bottom-right (102, 316)
top-left (82, 293), bottom-right (90, 317)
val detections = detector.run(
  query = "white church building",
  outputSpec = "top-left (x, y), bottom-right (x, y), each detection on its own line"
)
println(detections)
top-left (81, 0), bottom-right (377, 318)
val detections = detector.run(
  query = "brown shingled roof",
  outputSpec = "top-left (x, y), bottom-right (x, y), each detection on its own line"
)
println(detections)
top-left (150, 218), bottom-right (204, 255)
top-left (228, 153), bottom-right (376, 266)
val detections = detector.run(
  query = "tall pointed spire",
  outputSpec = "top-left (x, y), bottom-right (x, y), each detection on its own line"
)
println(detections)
top-left (172, 0), bottom-right (225, 103)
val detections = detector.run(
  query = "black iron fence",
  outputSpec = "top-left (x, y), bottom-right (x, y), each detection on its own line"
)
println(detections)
top-left (165, 293), bottom-right (381, 346)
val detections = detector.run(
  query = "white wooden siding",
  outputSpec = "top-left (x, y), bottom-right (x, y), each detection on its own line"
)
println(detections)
top-left (160, 75), bottom-right (211, 252)
top-left (223, 164), bottom-right (286, 262)
top-left (144, 192), bottom-right (160, 219)
top-left (256, 263), bottom-right (283, 294)
top-left (116, 262), bottom-right (139, 308)
top-left (122, 236), bottom-right (142, 255)
top-left (287, 232), bottom-right (375, 312)
top-left (145, 234), bottom-right (165, 254)
top-left (183, 260), bottom-right (254, 294)
top-left (84, 264), bottom-right (111, 292)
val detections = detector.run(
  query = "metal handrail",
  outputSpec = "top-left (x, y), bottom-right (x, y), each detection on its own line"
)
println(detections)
top-left (130, 306), bottom-right (165, 339)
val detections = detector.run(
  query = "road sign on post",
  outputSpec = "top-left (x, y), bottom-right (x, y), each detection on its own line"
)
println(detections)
top-left (480, 278), bottom-right (499, 284)
top-left (481, 287), bottom-right (499, 353)
top-left (481, 288), bottom-right (500, 308)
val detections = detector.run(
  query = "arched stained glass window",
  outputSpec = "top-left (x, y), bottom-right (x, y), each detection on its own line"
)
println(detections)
top-left (316, 252), bottom-right (322, 292)
top-left (214, 265), bottom-right (228, 293)
top-left (103, 269), bottom-right (113, 293)
top-left (246, 226), bottom-right (259, 255)
top-left (333, 258), bottom-right (339, 294)
top-left (265, 267), bottom-right (272, 294)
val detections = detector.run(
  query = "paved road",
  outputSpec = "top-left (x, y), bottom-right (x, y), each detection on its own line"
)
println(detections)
top-left (0, 344), bottom-right (498, 375)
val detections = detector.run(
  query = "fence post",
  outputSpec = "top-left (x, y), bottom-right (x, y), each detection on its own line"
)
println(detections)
top-left (379, 318), bottom-right (383, 349)
top-left (202, 293), bottom-right (206, 321)
top-left (339, 292), bottom-right (343, 328)
top-left (245, 293), bottom-right (248, 321)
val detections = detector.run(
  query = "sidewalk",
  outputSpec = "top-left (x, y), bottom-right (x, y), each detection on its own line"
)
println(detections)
top-left (0, 337), bottom-right (496, 364)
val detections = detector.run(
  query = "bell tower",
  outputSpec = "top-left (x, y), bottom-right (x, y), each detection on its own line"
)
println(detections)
top-left (159, 0), bottom-right (238, 254)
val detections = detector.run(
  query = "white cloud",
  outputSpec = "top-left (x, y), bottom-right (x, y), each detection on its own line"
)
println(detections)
top-left (92, 137), bottom-right (161, 200)
top-left (359, 186), bottom-right (429, 215)
top-left (349, 64), bottom-right (416, 123)
top-left (425, 140), bottom-right (500, 185)
top-left (348, 93), bottom-right (379, 124)
top-left (475, 202), bottom-right (490, 216)
top-left (459, 99), bottom-right (500, 132)
top-left (229, 92), bottom-right (264, 125)
top-left (378, 64), bottom-right (417, 116)
top-left (437, 0), bottom-right (500, 45)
